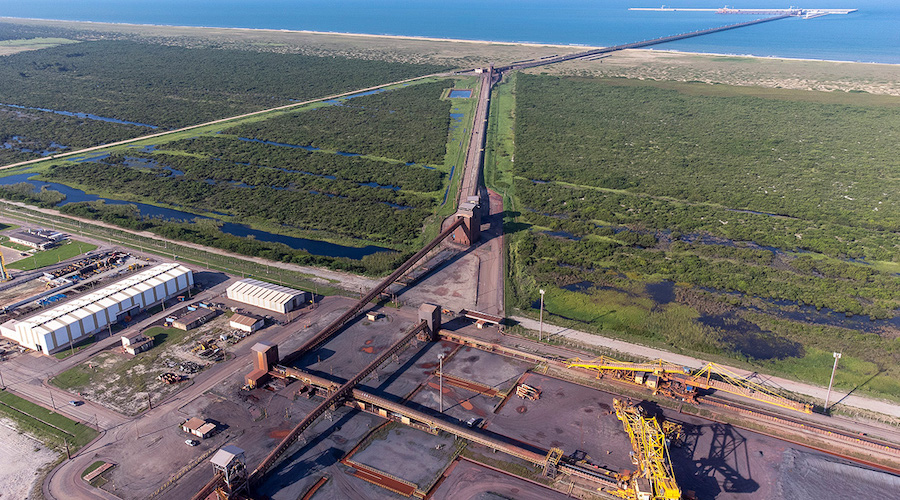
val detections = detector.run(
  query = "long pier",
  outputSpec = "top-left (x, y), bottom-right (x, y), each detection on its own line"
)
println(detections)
top-left (494, 14), bottom-right (792, 73)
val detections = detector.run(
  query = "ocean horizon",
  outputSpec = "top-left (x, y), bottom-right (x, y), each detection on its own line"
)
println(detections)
top-left (2, 0), bottom-right (899, 64)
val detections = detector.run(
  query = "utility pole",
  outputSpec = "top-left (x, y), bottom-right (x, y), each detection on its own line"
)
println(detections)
top-left (538, 289), bottom-right (545, 342)
top-left (824, 352), bottom-right (842, 411)
top-left (0, 366), bottom-right (5, 389)
top-left (48, 388), bottom-right (56, 410)
top-left (438, 353), bottom-right (446, 413)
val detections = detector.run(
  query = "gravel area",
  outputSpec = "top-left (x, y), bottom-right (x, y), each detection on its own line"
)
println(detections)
top-left (0, 418), bottom-right (59, 500)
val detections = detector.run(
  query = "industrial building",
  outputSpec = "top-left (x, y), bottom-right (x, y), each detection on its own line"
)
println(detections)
top-left (229, 313), bottom-right (264, 333)
top-left (172, 308), bottom-right (216, 331)
top-left (121, 331), bottom-right (154, 355)
top-left (0, 263), bottom-right (192, 354)
top-left (226, 279), bottom-right (308, 314)
top-left (182, 417), bottom-right (216, 438)
top-left (8, 230), bottom-right (64, 250)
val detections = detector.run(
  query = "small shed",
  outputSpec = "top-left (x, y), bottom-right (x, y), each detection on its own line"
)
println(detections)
top-left (229, 314), bottom-right (263, 333)
top-left (121, 331), bottom-right (153, 355)
top-left (172, 308), bottom-right (216, 331)
top-left (182, 417), bottom-right (216, 438)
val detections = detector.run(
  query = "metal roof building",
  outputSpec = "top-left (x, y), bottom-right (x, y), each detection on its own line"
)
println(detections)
top-left (225, 278), bottom-right (308, 314)
top-left (2, 263), bottom-right (193, 354)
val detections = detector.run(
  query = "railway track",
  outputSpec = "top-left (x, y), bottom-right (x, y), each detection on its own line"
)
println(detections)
top-left (700, 395), bottom-right (900, 460)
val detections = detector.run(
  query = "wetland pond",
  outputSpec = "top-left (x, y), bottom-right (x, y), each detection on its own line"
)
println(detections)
top-left (533, 279), bottom-right (899, 360)
top-left (0, 172), bottom-right (391, 259)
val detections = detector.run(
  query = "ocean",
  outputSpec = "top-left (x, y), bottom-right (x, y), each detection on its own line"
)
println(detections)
top-left (2, 0), bottom-right (899, 63)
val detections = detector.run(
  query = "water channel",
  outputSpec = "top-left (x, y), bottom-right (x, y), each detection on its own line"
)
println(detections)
top-left (0, 172), bottom-right (391, 259)
top-left (0, 103), bottom-right (158, 129)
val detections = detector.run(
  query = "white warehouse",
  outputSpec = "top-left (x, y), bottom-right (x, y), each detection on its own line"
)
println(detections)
top-left (226, 278), bottom-right (308, 314)
top-left (2, 263), bottom-right (192, 354)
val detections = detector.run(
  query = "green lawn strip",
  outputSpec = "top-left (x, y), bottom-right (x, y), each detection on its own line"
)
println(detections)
top-left (1, 238), bottom-right (33, 252)
top-left (762, 347), bottom-right (900, 404)
top-left (53, 334), bottom-right (103, 360)
top-left (0, 390), bottom-right (98, 450)
top-left (81, 460), bottom-right (106, 478)
top-left (421, 77), bottom-right (481, 243)
top-left (7, 239), bottom-right (98, 270)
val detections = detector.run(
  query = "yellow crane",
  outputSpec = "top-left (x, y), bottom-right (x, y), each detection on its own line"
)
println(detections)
top-left (611, 398), bottom-right (681, 500)
top-left (0, 251), bottom-right (11, 281)
top-left (568, 357), bottom-right (811, 414)
top-left (686, 363), bottom-right (812, 414)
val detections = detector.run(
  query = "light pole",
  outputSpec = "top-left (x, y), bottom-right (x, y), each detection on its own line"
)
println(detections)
top-left (538, 289), bottom-right (545, 342)
top-left (0, 366), bottom-right (5, 389)
top-left (438, 353), bottom-right (446, 413)
top-left (824, 352), bottom-right (842, 411)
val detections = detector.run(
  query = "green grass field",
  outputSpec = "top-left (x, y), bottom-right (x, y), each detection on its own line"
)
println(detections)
top-left (0, 390), bottom-right (98, 450)
top-left (7, 239), bottom-right (97, 270)
top-left (0, 237), bottom-right (32, 252)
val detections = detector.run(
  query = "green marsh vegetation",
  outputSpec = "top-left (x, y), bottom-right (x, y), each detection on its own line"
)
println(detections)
top-left (0, 106), bottom-right (148, 165)
top-left (226, 79), bottom-right (453, 164)
top-left (23, 79), bottom-right (463, 275)
top-left (0, 40), bottom-right (447, 130)
top-left (502, 74), bottom-right (900, 399)
top-left (0, 22), bottom-right (448, 163)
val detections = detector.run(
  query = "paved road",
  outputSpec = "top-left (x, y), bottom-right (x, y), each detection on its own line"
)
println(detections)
top-left (511, 315), bottom-right (900, 419)
top-left (35, 294), bottom-right (351, 500)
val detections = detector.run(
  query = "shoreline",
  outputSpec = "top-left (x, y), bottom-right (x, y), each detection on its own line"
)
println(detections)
top-left (638, 48), bottom-right (900, 67)
top-left (3, 16), bottom-right (898, 66)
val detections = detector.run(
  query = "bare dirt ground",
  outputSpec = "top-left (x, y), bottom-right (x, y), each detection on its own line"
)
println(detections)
top-left (0, 277), bottom-right (44, 304)
top-left (0, 244), bottom-right (28, 264)
top-left (0, 418), bottom-right (59, 500)
top-left (55, 314), bottom-right (235, 415)
top-left (532, 49), bottom-right (900, 96)
top-left (431, 459), bottom-right (572, 500)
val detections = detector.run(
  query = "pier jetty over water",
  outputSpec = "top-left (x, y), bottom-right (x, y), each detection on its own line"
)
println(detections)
top-left (630, 6), bottom-right (857, 19)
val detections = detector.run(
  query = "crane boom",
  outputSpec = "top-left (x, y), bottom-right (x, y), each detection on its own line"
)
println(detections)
top-left (0, 251), bottom-right (10, 281)
top-left (686, 363), bottom-right (812, 414)
top-left (613, 399), bottom-right (681, 500)
top-left (568, 356), bottom-right (688, 375)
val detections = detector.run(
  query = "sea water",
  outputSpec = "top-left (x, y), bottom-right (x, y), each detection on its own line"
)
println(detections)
top-left (3, 0), bottom-right (898, 64)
